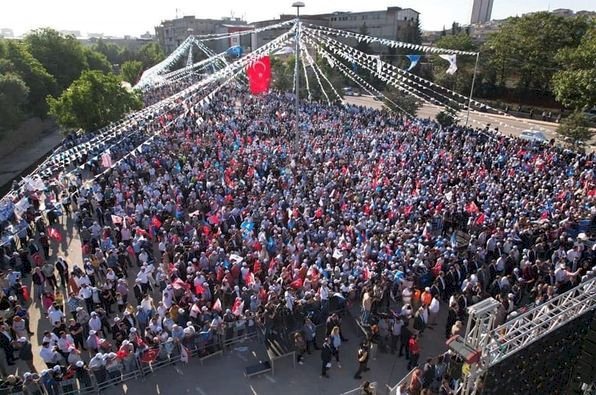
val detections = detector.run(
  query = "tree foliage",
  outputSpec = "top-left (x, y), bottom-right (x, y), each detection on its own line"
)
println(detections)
top-left (93, 39), bottom-right (128, 65)
top-left (552, 26), bottom-right (596, 111)
top-left (383, 89), bottom-right (421, 116)
top-left (271, 56), bottom-right (293, 92)
top-left (24, 28), bottom-right (88, 90)
top-left (136, 43), bottom-right (165, 69)
top-left (83, 47), bottom-right (112, 73)
top-left (483, 13), bottom-right (592, 95)
top-left (556, 111), bottom-right (594, 146)
top-left (435, 110), bottom-right (456, 127)
top-left (0, 73), bottom-right (29, 130)
top-left (0, 39), bottom-right (57, 116)
top-left (47, 70), bottom-right (142, 131)
top-left (121, 60), bottom-right (144, 84)
top-left (434, 33), bottom-right (478, 95)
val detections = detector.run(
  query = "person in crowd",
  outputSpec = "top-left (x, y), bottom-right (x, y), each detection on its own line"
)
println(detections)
top-left (320, 337), bottom-right (333, 378)
top-left (408, 334), bottom-right (421, 370)
top-left (353, 341), bottom-right (370, 379)
top-left (0, 85), bottom-right (593, 390)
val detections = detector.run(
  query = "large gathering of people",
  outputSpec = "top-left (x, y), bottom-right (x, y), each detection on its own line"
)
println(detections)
top-left (0, 84), bottom-right (594, 394)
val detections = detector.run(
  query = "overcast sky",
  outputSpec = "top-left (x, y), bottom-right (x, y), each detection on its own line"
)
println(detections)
top-left (1, 0), bottom-right (594, 37)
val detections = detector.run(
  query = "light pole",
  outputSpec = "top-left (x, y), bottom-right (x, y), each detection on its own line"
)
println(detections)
top-left (292, 1), bottom-right (305, 141)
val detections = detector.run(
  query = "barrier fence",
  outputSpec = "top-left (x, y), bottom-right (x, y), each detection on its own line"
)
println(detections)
top-left (341, 381), bottom-right (377, 395)
top-left (386, 369), bottom-right (415, 395)
top-left (0, 321), bottom-right (261, 395)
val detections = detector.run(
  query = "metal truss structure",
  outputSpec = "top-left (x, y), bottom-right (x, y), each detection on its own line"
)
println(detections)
top-left (484, 277), bottom-right (596, 367)
top-left (458, 277), bottom-right (596, 394)
top-left (459, 298), bottom-right (501, 394)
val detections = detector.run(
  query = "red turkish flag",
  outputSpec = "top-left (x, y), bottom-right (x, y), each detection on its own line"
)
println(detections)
top-left (475, 213), bottom-right (486, 225)
top-left (246, 56), bottom-right (271, 94)
top-left (465, 202), bottom-right (479, 214)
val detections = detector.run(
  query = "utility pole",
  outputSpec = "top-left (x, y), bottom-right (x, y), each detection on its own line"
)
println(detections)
top-left (292, 2), bottom-right (305, 141)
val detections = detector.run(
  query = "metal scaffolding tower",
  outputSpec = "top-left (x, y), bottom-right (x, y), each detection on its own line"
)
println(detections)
top-left (456, 278), bottom-right (596, 394)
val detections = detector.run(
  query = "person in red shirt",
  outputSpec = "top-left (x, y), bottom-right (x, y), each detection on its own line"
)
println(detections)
top-left (407, 334), bottom-right (420, 370)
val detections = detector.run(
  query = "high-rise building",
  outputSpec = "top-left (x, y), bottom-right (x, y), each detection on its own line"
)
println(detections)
top-left (470, 0), bottom-right (494, 24)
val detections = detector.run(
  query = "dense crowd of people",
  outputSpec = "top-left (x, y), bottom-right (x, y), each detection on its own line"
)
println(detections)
top-left (0, 85), bottom-right (594, 394)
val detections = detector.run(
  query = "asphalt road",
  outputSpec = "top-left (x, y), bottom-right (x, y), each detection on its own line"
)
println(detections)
top-left (344, 95), bottom-right (596, 149)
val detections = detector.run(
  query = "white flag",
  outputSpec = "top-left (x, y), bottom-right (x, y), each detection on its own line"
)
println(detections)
top-left (439, 54), bottom-right (458, 75)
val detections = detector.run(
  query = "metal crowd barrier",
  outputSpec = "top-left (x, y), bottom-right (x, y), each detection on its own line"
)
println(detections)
top-left (3, 326), bottom-right (262, 395)
top-left (386, 369), bottom-right (415, 395)
top-left (341, 381), bottom-right (377, 395)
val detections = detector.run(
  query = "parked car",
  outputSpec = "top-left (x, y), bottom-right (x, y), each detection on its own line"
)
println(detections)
top-left (342, 87), bottom-right (361, 97)
top-left (519, 130), bottom-right (548, 143)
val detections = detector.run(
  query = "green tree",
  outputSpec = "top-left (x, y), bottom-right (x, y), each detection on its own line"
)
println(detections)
top-left (25, 28), bottom-right (88, 90)
top-left (271, 56), bottom-right (293, 92)
top-left (436, 110), bottom-right (456, 127)
top-left (383, 89), bottom-right (421, 116)
top-left (556, 111), bottom-right (594, 147)
top-left (434, 33), bottom-right (478, 95)
top-left (93, 39), bottom-right (125, 64)
top-left (483, 13), bottom-right (592, 95)
top-left (451, 22), bottom-right (462, 36)
top-left (47, 70), bottom-right (142, 131)
top-left (0, 73), bottom-right (29, 130)
top-left (137, 43), bottom-right (165, 69)
top-left (120, 60), bottom-right (144, 84)
top-left (552, 27), bottom-right (596, 111)
top-left (0, 39), bottom-right (57, 116)
top-left (84, 48), bottom-right (111, 73)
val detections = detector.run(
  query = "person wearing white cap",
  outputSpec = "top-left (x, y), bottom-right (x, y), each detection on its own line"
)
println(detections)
top-left (86, 330), bottom-right (100, 354)
top-left (67, 346), bottom-right (83, 365)
top-left (88, 311), bottom-right (102, 334)
top-left (428, 294), bottom-right (440, 327)
top-left (162, 284), bottom-right (174, 308)
top-left (554, 262), bottom-right (581, 292)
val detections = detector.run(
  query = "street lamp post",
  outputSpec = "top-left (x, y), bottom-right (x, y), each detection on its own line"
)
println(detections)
top-left (292, 2), bottom-right (305, 141)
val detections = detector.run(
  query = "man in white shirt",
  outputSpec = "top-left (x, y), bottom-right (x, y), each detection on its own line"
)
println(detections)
top-left (39, 342), bottom-right (61, 368)
top-left (554, 263), bottom-right (581, 290)
top-left (48, 305), bottom-right (65, 326)
top-left (428, 296), bottom-right (440, 327)
top-left (88, 312), bottom-right (103, 334)
top-left (42, 331), bottom-right (60, 347)
top-left (57, 331), bottom-right (75, 356)
top-left (162, 285), bottom-right (174, 309)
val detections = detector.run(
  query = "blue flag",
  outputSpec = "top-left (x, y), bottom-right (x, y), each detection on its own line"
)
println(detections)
top-left (406, 54), bottom-right (421, 71)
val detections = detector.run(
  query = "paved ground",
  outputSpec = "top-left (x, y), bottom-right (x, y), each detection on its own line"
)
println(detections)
top-left (6, 208), bottom-right (449, 394)
top-left (344, 96), bottom-right (596, 150)
top-left (102, 308), bottom-right (449, 395)
top-left (0, 118), bottom-right (61, 190)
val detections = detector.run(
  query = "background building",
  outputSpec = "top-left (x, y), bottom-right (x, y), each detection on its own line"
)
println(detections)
top-left (0, 28), bottom-right (14, 38)
top-left (155, 6), bottom-right (420, 55)
top-left (252, 6), bottom-right (419, 51)
top-left (470, 0), bottom-right (494, 24)
top-left (155, 16), bottom-right (251, 54)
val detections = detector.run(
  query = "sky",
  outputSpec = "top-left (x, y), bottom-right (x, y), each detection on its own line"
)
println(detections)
top-left (0, 0), bottom-right (594, 37)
